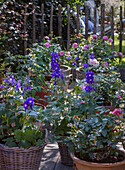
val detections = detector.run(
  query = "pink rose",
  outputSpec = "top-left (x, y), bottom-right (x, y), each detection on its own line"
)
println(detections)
top-left (79, 83), bottom-right (86, 90)
top-left (112, 51), bottom-right (117, 56)
top-left (119, 52), bottom-right (123, 57)
top-left (88, 59), bottom-right (98, 66)
top-left (45, 42), bottom-right (50, 47)
top-left (100, 50), bottom-right (104, 53)
top-left (113, 109), bottom-right (121, 115)
top-left (92, 34), bottom-right (97, 39)
top-left (60, 51), bottom-right (64, 56)
top-left (83, 45), bottom-right (89, 50)
top-left (45, 36), bottom-right (49, 40)
top-left (117, 95), bottom-right (120, 99)
top-left (67, 51), bottom-right (70, 56)
top-left (103, 36), bottom-right (108, 41)
top-left (109, 38), bottom-right (113, 43)
top-left (93, 61), bottom-right (99, 68)
top-left (102, 62), bottom-right (108, 67)
top-left (72, 43), bottom-right (77, 48)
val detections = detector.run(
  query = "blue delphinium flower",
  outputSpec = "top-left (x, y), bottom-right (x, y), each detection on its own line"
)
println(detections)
top-left (22, 77), bottom-right (32, 95)
top-left (50, 52), bottom-right (63, 85)
top-left (71, 62), bottom-right (75, 66)
top-left (85, 85), bottom-right (93, 92)
top-left (83, 63), bottom-right (89, 68)
top-left (90, 54), bottom-right (95, 59)
top-left (75, 56), bottom-right (78, 60)
top-left (24, 100), bottom-right (29, 112)
top-left (86, 71), bottom-right (95, 84)
top-left (24, 97), bottom-right (34, 112)
top-left (0, 84), bottom-right (3, 88)
top-left (67, 57), bottom-right (71, 60)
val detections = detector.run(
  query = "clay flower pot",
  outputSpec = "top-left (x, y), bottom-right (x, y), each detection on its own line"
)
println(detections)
top-left (70, 150), bottom-right (125, 170)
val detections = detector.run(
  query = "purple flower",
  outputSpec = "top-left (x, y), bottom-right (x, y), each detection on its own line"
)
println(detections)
top-left (86, 71), bottom-right (95, 84)
top-left (86, 71), bottom-right (94, 78)
top-left (71, 62), bottom-right (75, 66)
top-left (24, 100), bottom-right (28, 112)
top-left (44, 36), bottom-right (49, 40)
top-left (75, 56), bottom-right (78, 60)
top-left (83, 63), bottom-right (89, 68)
top-left (67, 57), bottom-right (71, 60)
top-left (0, 85), bottom-right (4, 89)
top-left (109, 38), bottom-right (113, 43)
top-left (103, 36), bottom-right (108, 41)
top-left (92, 34), bottom-right (97, 39)
top-left (10, 74), bottom-right (14, 80)
top-left (24, 97), bottom-right (34, 112)
top-left (86, 77), bottom-right (95, 84)
top-left (45, 42), bottom-right (50, 47)
top-left (27, 97), bottom-right (34, 105)
top-left (85, 85), bottom-right (93, 92)
top-left (72, 43), bottom-right (77, 48)
top-left (90, 54), bottom-right (95, 59)
top-left (119, 52), bottom-right (123, 57)
top-left (50, 52), bottom-right (63, 85)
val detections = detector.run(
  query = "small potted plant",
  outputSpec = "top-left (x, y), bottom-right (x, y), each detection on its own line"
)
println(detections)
top-left (117, 60), bottom-right (125, 82)
top-left (0, 72), bottom-right (49, 169)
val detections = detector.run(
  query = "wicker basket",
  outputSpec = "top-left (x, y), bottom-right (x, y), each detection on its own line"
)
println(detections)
top-left (0, 144), bottom-right (45, 170)
top-left (58, 142), bottom-right (73, 166)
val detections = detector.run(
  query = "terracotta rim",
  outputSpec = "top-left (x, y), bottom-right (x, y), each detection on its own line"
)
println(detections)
top-left (70, 150), bottom-right (125, 167)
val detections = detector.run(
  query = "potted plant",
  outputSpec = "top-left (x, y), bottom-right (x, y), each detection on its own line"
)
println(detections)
top-left (0, 72), bottom-right (49, 169)
top-left (117, 60), bottom-right (125, 83)
top-left (67, 112), bottom-right (125, 170)
top-left (44, 74), bottom-right (74, 166)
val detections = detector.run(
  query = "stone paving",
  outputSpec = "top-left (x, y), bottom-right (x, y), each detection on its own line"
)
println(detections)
top-left (39, 142), bottom-right (74, 170)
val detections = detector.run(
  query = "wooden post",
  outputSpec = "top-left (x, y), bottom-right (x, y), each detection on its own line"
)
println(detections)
top-left (76, 4), bottom-right (80, 44)
top-left (67, 4), bottom-right (70, 51)
top-left (94, 6), bottom-right (96, 34)
top-left (32, 4), bottom-right (35, 43)
top-left (58, 4), bottom-right (62, 45)
top-left (85, 5), bottom-right (88, 40)
top-left (50, 5), bottom-right (53, 37)
top-left (101, 4), bottom-right (105, 38)
top-left (124, 0), bottom-right (125, 18)
top-left (76, 4), bottom-right (79, 36)
top-left (119, 6), bottom-right (122, 53)
top-left (24, 6), bottom-right (27, 55)
top-left (41, 4), bottom-right (44, 39)
top-left (111, 6), bottom-right (114, 49)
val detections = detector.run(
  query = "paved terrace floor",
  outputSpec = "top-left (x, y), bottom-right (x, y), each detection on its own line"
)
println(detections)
top-left (39, 142), bottom-right (74, 170)
top-left (39, 141), bottom-right (125, 170)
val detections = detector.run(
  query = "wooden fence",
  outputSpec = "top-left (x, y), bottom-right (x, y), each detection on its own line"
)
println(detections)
top-left (23, 3), bottom-right (125, 55)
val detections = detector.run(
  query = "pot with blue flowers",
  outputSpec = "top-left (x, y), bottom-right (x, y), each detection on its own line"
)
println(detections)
top-left (0, 73), bottom-right (49, 170)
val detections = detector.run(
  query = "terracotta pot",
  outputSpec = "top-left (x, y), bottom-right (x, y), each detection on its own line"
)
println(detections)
top-left (35, 85), bottom-right (49, 106)
top-left (71, 150), bottom-right (125, 170)
top-left (96, 106), bottom-right (115, 115)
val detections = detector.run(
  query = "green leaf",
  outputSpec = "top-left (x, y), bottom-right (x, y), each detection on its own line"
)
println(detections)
top-left (102, 129), bottom-right (107, 137)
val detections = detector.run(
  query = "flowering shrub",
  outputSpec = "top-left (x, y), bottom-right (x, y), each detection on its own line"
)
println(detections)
top-left (66, 112), bottom-right (124, 162)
